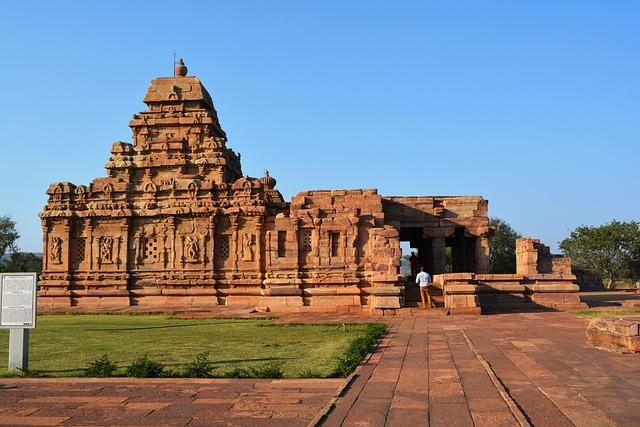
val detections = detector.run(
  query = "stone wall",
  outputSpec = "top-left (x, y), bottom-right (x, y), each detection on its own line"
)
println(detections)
top-left (382, 196), bottom-right (490, 274)
top-left (516, 238), bottom-right (572, 275)
top-left (435, 238), bottom-right (584, 312)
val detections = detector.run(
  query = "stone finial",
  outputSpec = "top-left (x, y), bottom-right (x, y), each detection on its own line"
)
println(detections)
top-left (260, 169), bottom-right (277, 190)
top-left (175, 58), bottom-right (188, 77)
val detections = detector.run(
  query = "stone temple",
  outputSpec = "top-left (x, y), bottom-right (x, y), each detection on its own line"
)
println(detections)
top-left (39, 61), bottom-right (583, 314)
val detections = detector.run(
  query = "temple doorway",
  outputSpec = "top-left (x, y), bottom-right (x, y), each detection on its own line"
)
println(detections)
top-left (399, 227), bottom-right (434, 306)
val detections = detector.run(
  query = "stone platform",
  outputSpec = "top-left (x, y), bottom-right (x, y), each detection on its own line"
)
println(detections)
top-left (2, 311), bottom-right (640, 426)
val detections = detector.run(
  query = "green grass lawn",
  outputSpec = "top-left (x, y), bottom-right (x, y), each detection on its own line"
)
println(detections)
top-left (571, 308), bottom-right (640, 319)
top-left (0, 315), bottom-right (378, 378)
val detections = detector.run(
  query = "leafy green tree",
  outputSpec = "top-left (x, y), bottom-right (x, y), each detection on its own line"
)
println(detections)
top-left (0, 215), bottom-right (19, 259)
top-left (559, 220), bottom-right (640, 289)
top-left (489, 218), bottom-right (521, 274)
top-left (0, 252), bottom-right (42, 274)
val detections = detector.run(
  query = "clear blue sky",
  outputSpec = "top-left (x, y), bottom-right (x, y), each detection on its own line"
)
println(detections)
top-left (1, 1), bottom-right (638, 253)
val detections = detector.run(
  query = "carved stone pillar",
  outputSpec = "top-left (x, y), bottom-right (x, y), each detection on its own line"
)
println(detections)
top-left (255, 217), bottom-right (264, 277)
top-left (208, 213), bottom-right (217, 272)
top-left (88, 219), bottom-right (94, 271)
top-left (63, 219), bottom-right (71, 271)
top-left (313, 218), bottom-right (322, 268)
top-left (432, 237), bottom-right (446, 275)
top-left (120, 219), bottom-right (129, 271)
top-left (476, 236), bottom-right (490, 274)
top-left (168, 217), bottom-right (176, 271)
top-left (230, 214), bottom-right (239, 272)
top-left (41, 220), bottom-right (49, 272)
top-left (266, 230), bottom-right (272, 268)
top-left (293, 218), bottom-right (300, 272)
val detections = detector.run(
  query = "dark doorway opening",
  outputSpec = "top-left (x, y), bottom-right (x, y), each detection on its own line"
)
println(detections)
top-left (399, 227), bottom-right (433, 306)
top-left (445, 227), bottom-right (477, 273)
top-left (399, 227), bottom-right (433, 276)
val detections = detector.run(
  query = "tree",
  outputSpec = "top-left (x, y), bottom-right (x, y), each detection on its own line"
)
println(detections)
top-left (0, 215), bottom-right (19, 259)
top-left (0, 252), bottom-right (42, 275)
top-left (489, 218), bottom-right (521, 274)
top-left (559, 220), bottom-right (640, 289)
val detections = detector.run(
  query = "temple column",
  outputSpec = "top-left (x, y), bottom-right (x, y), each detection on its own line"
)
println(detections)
top-left (476, 236), bottom-right (490, 273)
top-left (293, 218), bottom-right (300, 272)
top-left (255, 217), bottom-right (264, 278)
top-left (63, 219), bottom-right (71, 271)
top-left (120, 219), bottom-right (130, 271)
top-left (432, 237), bottom-right (446, 275)
top-left (41, 220), bottom-right (49, 272)
top-left (169, 217), bottom-right (176, 271)
top-left (208, 213), bottom-right (216, 272)
top-left (230, 215), bottom-right (239, 272)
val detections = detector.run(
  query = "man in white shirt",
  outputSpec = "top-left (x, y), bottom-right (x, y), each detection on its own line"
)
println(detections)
top-left (415, 267), bottom-right (434, 308)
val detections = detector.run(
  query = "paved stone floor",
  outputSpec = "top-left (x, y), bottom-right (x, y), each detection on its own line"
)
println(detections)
top-left (1, 310), bottom-right (640, 426)
top-left (324, 312), bottom-right (640, 427)
top-left (0, 377), bottom-right (343, 426)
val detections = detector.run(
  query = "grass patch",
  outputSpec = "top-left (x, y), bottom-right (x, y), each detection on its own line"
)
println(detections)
top-left (0, 314), bottom-right (382, 377)
top-left (571, 309), bottom-right (640, 319)
top-left (331, 323), bottom-right (388, 377)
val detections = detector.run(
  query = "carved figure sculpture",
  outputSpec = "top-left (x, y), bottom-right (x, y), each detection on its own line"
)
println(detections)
top-left (242, 233), bottom-right (255, 261)
top-left (50, 237), bottom-right (62, 264)
top-left (184, 235), bottom-right (199, 262)
top-left (100, 237), bottom-right (114, 263)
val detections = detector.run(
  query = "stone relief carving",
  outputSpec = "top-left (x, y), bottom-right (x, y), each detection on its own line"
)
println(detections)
top-left (182, 221), bottom-right (207, 263)
top-left (184, 235), bottom-right (199, 262)
top-left (100, 236), bottom-right (114, 264)
top-left (50, 237), bottom-right (62, 264)
top-left (241, 233), bottom-right (255, 261)
top-left (132, 224), bottom-right (156, 265)
top-left (103, 183), bottom-right (114, 199)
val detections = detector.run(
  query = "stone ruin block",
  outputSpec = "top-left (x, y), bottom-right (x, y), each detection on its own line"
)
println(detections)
top-left (586, 318), bottom-right (640, 352)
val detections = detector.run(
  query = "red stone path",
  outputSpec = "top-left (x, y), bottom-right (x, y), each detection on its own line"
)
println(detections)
top-left (323, 312), bottom-right (640, 427)
top-left (0, 377), bottom-right (343, 426)
top-left (2, 311), bottom-right (640, 426)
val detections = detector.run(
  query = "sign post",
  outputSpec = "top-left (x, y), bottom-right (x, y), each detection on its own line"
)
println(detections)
top-left (0, 273), bottom-right (37, 372)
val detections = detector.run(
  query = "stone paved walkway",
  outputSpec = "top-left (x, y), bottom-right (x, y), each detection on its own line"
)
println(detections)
top-left (1, 311), bottom-right (640, 426)
top-left (323, 312), bottom-right (640, 427)
top-left (0, 377), bottom-right (343, 426)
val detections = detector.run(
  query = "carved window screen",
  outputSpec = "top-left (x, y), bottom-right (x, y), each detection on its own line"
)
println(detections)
top-left (277, 231), bottom-right (286, 257)
top-left (143, 237), bottom-right (158, 263)
top-left (331, 232), bottom-right (340, 257)
top-left (301, 229), bottom-right (312, 253)
top-left (72, 238), bottom-right (85, 263)
top-left (219, 235), bottom-right (230, 259)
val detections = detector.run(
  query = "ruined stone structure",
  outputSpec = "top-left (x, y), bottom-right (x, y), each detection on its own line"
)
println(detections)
top-left (39, 62), bottom-right (580, 313)
top-left (434, 238), bottom-right (585, 313)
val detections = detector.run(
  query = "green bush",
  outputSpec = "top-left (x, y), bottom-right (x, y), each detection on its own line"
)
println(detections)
top-left (331, 323), bottom-right (387, 377)
top-left (298, 368), bottom-right (323, 378)
top-left (224, 363), bottom-right (284, 379)
top-left (126, 355), bottom-right (165, 378)
top-left (85, 353), bottom-right (117, 377)
top-left (183, 352), bottom-right (215, 378)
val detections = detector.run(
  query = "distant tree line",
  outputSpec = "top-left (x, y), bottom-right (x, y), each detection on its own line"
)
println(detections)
top-left (559, 220), bottom-right (640, 289)
top-left (0, 215), bottom-right (42, 275)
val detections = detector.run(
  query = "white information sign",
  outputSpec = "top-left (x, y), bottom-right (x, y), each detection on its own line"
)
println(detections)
top-left (0, 273), bottom-right (37, 329)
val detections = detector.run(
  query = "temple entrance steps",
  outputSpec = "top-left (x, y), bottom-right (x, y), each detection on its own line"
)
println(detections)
top-left (403, 280), bottom-right (444, 308)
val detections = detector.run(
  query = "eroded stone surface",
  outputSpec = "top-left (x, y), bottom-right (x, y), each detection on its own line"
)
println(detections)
top-left (587, 317), bottom-right (640, 352)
